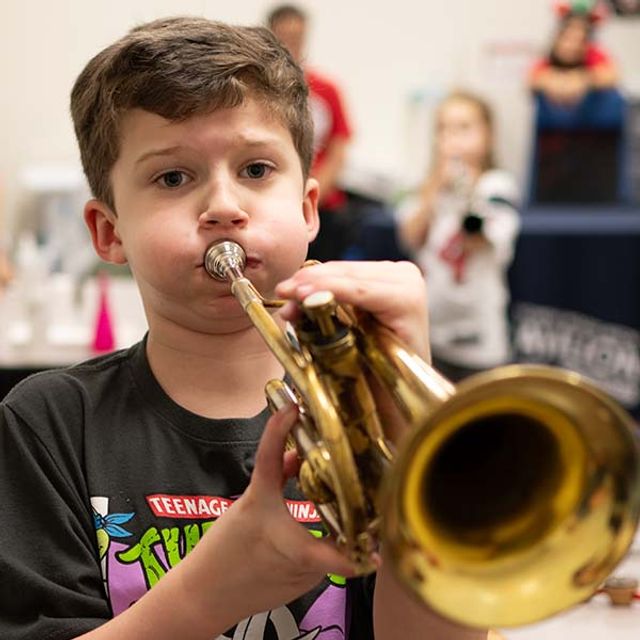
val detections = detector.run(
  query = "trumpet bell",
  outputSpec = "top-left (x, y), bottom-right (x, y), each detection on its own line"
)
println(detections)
top-left (383, 364), bottom-right (640, 628)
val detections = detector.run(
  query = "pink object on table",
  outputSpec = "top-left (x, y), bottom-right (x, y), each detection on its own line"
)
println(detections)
top-left (92, 272), bottom-right (115, 352)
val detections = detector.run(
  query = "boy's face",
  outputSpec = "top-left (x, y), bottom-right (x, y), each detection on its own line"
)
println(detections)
top-left (85, 98), bottom-right (319, 333)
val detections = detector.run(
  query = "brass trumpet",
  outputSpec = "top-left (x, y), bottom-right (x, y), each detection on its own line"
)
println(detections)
top-left (204, 239), bottom-right (640, 629)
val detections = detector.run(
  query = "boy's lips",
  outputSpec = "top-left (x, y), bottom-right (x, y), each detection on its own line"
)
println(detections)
top-left (244, 256), bottom-right (262, 270)
top-left (198, 255), bottom-right (262, 273)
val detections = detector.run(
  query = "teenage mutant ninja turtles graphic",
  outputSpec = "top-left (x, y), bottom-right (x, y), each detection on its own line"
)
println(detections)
top-left (91, 495), bottom-right (350, 639)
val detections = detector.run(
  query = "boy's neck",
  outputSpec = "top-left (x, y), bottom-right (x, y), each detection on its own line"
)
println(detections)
top-left (145, 320), bottom-right (285, 419)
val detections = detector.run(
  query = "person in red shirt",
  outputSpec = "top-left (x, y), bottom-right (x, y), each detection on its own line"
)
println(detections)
top-left (529, 1), bottom-right (618, 106)
top-left (267, 4), bottom-right (354, 261)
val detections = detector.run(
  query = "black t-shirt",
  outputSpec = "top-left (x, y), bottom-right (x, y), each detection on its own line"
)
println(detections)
top-left (0, 339), bottom-right (374, 640)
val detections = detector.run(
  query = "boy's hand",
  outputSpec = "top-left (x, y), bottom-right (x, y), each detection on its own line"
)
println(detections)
top-left (276, 260), bottom-right (430, 447)
top-left (180, 405), bottom-right (359, 629)
top-left (276, 260), bottom-right (430, 361)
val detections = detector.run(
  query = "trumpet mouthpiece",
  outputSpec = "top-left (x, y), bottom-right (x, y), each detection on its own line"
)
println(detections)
top-left (204, 240), bottom-right (246, 281)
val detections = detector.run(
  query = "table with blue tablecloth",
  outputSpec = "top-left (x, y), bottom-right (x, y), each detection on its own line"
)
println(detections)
top-left (508, 205), bottom-right (640, 417)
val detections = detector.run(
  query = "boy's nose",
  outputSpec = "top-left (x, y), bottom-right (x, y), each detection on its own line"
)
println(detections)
top-left (198, 187), bottom-right (249, 229)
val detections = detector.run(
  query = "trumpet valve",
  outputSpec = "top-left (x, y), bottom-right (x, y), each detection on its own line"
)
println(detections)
top-left (302, 291), bottom-right (339, 338)
top-left (299, 459), bottom-right (334, 505)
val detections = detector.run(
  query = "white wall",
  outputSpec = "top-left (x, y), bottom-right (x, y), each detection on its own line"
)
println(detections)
top-left (1, 0), bottom-right (639, 232)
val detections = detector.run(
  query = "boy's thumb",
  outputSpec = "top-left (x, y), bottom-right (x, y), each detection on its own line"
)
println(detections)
top-left (311, 537), bottom-right (361, 579)
top-left (253, 404), bottom-right (298, 488)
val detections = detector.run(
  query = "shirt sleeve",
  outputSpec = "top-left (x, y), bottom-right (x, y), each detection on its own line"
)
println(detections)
top-left (0, 401), bottom-right (109, 640)
top-left (308, 71), bottom-right (352, 141)
top-left (393, 192), bottom-right (432, 262)
top-left (326, 81), bottom-right (352, 140)
top-left (585, 43), bottom-right (614, 68)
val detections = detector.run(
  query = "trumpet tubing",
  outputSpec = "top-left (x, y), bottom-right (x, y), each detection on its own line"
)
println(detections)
top-left (204, 239), bottom-right (640, 629)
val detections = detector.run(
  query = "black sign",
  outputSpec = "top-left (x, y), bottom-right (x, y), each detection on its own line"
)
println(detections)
top-left (608, 0), bottom-right (640, 15)
top-left (512, 303), bottom-right (640, 416)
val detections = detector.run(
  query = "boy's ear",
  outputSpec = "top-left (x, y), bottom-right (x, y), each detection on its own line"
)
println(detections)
top-left (84, 199), bottom-right (128, 265)
top-left (302, 177), bottom-right (320, 242)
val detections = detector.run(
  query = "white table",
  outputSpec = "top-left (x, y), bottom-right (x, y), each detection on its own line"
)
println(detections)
top-left (0, 275), bottom-right (146, 396)
top-left (502, 549), bottom-right (640, 639)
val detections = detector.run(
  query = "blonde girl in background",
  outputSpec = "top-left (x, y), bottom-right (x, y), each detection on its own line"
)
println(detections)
top-left (397, 91), bottom-right (520, 382)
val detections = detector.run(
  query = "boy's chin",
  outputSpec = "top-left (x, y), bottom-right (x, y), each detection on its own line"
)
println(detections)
top-left (199, 299), bottom-right (257, 330)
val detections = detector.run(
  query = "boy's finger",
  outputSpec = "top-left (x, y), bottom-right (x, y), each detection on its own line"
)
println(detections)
top-left (308, 537), bottom-right (362, 579)
top-left (288, 274), bottom-right (423, 313)
top-left (276, 300), bottom-right (299, 321)
top-left (253, 405), bottom-right (298, 489)
top-left (279, 274), bottom-right (429, 356)
top-left (276, 264), bottom-right (426, 316)
top-left (282, 449), bottom-right (301, 482)
top-left (277, 260), bottom-right (421, 289)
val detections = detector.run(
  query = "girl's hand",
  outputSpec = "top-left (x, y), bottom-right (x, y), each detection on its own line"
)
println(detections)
top-left (276, 260), bottom-right (430, 361)
top-left (436, 157), bottom-right (478, 194)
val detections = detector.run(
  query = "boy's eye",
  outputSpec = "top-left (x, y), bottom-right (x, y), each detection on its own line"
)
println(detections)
top-left (157, 171), bottom-right (191, 188)
top-left (241, 163), bottom-right (272, 179)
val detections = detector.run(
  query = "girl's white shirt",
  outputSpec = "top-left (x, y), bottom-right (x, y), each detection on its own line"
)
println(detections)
top-left (396, 169), bottom-right (521, 369)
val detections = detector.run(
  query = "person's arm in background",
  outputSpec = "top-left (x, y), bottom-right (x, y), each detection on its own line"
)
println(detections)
top-left (397, 154), bottom-right (474, 254)
top-left (396, 173), bottom-right (441, 253)
top-left (0, 249), bottom-right (12, 292)
top-left (314, 137), bottom-right (349, 207)
top-left (529, 64), bottom-right (573, 104)
top-left (587, 61), bottom-right (619, 89)
top-left (529, 47), bottom-right (619, 106)
top-left (528, 59), bottom-right (588, 106)
top-left (565, 54), bottom-right (619, 102)
top-left (308, 74), bottom-right (352, 208)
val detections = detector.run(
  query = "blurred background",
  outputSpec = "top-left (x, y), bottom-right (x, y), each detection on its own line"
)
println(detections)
top-left (1, 0), bottom-right (638, 210)
top-left (2, 2), bottom-right (540, 207)
top-left (1, 5), bottom-right (640, 635)
top-left (0, 0), bottom-right (639, 420)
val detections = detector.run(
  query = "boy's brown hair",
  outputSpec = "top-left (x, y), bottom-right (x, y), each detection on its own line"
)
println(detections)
top-left (71, 16), bottom-right (313, 209)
